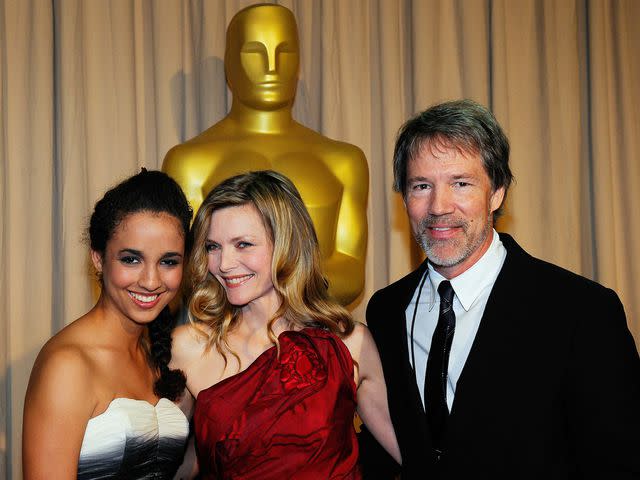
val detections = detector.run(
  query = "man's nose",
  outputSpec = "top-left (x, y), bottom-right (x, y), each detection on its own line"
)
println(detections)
top-left (429, 186), bottom-right (454, 216)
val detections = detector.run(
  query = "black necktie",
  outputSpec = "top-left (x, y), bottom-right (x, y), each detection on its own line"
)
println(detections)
top-left (425, 279), bottom-right (456, 456)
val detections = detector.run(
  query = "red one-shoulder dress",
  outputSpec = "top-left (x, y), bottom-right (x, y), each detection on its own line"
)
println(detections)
top-left (193, 327), bottom-right (361, 479)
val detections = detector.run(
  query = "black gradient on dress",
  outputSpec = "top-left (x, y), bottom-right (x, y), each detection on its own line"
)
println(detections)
top-left (77, 397), bottom-right (188, 479)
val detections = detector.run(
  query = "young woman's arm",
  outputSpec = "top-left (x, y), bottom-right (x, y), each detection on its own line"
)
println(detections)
top-left (22, 345), bottom-right (95, 479)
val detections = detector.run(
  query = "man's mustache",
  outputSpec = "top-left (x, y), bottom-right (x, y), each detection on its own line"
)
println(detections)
top-left (418, 215), bottom-right (467, 232)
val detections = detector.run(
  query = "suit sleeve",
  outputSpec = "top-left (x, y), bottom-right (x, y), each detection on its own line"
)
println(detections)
top-left (358, 425), bottom-right (400, 479)
top-left (566, 288), bottom-right (640, 476)
top-left (358, 292), bottom-right (401, 479)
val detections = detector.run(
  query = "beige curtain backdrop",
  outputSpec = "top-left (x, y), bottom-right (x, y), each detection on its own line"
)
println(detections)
top-left (1, 0), bottom-right (638, 476)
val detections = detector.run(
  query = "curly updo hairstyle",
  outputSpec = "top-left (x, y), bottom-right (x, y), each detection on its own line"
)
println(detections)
top-left (89, 168), bottom-right (192, 400)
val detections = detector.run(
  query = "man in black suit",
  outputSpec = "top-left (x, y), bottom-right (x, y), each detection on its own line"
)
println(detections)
top-left (360, 99), bottom-right (640, 479)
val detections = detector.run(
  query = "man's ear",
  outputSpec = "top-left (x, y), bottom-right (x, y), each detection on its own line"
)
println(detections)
top-left (90, 250), bottom-right (103, 273)
top-left (489, 186), bottom-right (506, 214)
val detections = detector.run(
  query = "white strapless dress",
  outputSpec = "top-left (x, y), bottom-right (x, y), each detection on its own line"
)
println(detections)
top-left (77, 397), bottom-right (189, 479)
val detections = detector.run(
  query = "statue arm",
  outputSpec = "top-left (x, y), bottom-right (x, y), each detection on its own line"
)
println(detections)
top-left (323, 145), bottom-right (369, 305)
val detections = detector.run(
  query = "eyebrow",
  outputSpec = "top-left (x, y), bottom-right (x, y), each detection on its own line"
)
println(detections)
top-left (406, 175), bottom-right (429, 184)
top-left (161, 252), bottom-right (183, 258)
top-left (206, 235), bottom-right (256, 244)
top-left (451, 172), bottom-right (477, 179)
top-left (407, 173), bottom-right (477, 183)
top-left (119, 248), bottom-right (142, 256)
top-left (118, 248), bottom-right (183, 258)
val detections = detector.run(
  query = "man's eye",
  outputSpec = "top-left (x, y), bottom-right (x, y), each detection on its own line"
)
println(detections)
top-left (413, 184), bottom-right (429, 190)
top-left (454, 181), bottom-right (471, 187)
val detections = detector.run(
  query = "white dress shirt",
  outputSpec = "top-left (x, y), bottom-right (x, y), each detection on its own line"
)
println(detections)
top-left (405, 229), bottom-right (507, 411)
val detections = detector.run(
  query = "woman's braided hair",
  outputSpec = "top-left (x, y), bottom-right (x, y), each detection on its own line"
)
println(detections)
top-left (89, 168), bottom-right (192, 400)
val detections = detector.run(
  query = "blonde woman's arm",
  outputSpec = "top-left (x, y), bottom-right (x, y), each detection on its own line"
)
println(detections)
top-left (170, 324), bottom-right (203, 480)
top-left (342, 323), bottom-right (401, 464)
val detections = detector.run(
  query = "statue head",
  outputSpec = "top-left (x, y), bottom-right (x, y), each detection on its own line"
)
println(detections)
top-left (225, 4), bottom-right (300, 110)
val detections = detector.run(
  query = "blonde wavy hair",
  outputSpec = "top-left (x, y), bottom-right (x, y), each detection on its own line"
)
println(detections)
top-left (186, 170), bottom-right (354, 367)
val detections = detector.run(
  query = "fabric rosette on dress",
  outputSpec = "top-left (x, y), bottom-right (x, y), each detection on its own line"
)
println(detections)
top-left (194, 328), bottom-right (361, 479)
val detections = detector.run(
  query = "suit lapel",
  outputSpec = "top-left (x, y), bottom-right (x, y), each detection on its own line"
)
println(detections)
top-left (446, 234), bottom-right (530, 438)
top-left (394, 260), bottom-right (429, 416)
top-left (376, 260), bottom-right (432, 463)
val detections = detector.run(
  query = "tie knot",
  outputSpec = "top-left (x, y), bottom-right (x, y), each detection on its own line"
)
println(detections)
top-left (437, 280), bottom-right (454, 304)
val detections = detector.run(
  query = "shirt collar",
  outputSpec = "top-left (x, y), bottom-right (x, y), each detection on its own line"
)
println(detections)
top-left (427, 230), bottom-right (506, 311)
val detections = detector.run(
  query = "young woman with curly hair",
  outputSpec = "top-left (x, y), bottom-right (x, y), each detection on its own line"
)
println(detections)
top-left (23, 170), bottom-right (191, 479)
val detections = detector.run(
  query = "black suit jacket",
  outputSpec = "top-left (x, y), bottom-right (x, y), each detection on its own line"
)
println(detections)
top-left (361, 233), bottom-right (640, 479)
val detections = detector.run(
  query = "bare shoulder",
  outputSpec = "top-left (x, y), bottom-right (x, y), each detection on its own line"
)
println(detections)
top-left (33, 322), bottom-right (93, 379)
top-left (340, 322), bottom-right (374, 364)
top-left (26, 330), bottom-right (96, 416)
top-left (23, 322), bottom-right (101, 478)
top-left (170, 323), bottom-right (210, 369)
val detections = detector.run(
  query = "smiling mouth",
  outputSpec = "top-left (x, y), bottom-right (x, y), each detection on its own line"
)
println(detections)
top-left (223, 274), bottom-right (254, 287)
top-left (423, 225), bottom-right (463, 240)
top-left (427, 225), bottom-right (461, 233)
top-left (128, 291), bottom-right (160, 304)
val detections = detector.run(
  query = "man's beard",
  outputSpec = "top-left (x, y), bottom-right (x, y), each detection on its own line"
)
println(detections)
top-left (415, 213), bottom-right (493, 268)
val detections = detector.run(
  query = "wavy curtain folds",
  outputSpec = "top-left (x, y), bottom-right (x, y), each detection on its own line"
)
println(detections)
top-left (1, 0), bottom-right (638, 476)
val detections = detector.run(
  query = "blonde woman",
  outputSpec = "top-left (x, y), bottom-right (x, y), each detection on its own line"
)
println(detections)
top-left (170, 170), bottom-right (400, 479)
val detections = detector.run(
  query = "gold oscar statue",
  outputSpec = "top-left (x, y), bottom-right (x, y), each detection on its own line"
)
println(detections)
top-left (163, 4), bottom-right (368, 305)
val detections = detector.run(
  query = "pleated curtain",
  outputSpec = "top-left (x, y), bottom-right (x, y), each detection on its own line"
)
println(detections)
top-left (1, 0), bottom-right (638, 476)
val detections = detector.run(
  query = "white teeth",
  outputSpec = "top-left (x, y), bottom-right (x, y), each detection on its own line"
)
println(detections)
top-left (432, 227), bottom-right (451, 231)
top-left (129, 292), bottom-right (158, 303)
top-left (225, 275), bottom-right (253, 285)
